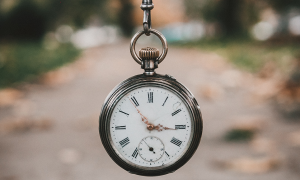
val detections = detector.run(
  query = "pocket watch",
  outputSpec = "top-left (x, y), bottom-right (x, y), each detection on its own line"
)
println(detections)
top-left (99, 0), bottom-right (203, 176)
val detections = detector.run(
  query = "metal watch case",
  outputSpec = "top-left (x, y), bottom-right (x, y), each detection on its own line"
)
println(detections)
top-left (99, 73), bottom-right (203, 176)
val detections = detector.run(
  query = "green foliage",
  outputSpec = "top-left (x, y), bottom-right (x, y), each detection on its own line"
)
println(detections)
top-left (174, 39), bottom-right (300, 73)
top-left (0, 43), bottom-right (79, 88)
top-left (45, 0), bottom-right (108, 28)
top-left (0, 0), bottom-right (109, 41)
top-left (184, 0), bottom-right (260, 37)
top-left (225, 129), bottom-right (255, 142)
top-left (184, 0), bottom-right (219, 22)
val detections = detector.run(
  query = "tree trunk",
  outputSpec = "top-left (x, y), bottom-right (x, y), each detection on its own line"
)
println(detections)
top-left (218, 0), bottom-right (244, 37)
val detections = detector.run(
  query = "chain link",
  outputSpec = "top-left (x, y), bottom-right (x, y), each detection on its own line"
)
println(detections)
top-left (140, 0), bottom-right (154, 36)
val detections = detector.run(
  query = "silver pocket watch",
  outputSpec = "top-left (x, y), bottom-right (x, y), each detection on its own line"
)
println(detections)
top-left (99, 0), bottom-right (203, 176)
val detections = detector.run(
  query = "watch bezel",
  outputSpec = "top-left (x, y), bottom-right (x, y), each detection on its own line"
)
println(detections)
top-left (99, 74), bottom-right (203, 176)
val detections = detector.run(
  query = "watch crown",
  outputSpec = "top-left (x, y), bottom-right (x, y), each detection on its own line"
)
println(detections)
top-left (139, 47), bottom-right (159, 60)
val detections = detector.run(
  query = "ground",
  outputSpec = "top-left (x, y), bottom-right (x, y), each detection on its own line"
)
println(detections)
top-left (0, 42), bottom-right (300, 180)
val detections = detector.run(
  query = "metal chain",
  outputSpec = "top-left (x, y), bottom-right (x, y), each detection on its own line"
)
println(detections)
top-left (129, 0), bottom-right (168, 68)
top-left (140, 0), bottom-right (154, 36)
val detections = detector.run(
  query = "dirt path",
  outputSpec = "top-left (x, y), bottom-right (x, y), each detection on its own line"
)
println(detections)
top-left (0, 42), bottom-right (300, 180)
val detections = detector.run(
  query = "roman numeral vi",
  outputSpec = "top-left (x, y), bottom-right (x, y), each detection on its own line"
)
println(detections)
top-left (132, 148), bottom-right (138, 158)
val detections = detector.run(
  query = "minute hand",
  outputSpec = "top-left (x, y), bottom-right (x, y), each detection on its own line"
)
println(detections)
top-left (129, 99), bottom-right (149, 125)
top-left (153, 113), bottom-right (171, 124)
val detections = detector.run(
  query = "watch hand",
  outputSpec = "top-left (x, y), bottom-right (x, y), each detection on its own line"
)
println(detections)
top-left (129, 99), bottom-right (149, 125)
top-left (143, 140), bottom-right (155, 154)
top-left (149, 147), bottom-right (156, 154)
top-left (143, 139), bottom-right (151, 148)
top-left (153, 112), bottom-right (170, 122)
top-left (153, 102), bottom-right (182, 122)
top-left (154, 124), bottom-right (176, 132)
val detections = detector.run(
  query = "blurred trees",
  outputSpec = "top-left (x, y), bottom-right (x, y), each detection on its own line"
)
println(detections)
top-left (1, 0), bottom-right (300, 41)
top-left (266, 0), bottom-right (300, 34)
top-left (45, 0), bottom-right (108, 28)
top-left (0, 1), bottom-right (47, 41)
top-left (0, 0), bottom-right (138, 41)
top-left (185, 0), bottom-right (300, 38)
top-left (267, 0), bottom-right (300, 13)
top-left (117, 0), bottom-right (135, 37)
top-left (0, 0), bottom-right (108, 41)
top-left (185, 0), bottom-right (260, 38)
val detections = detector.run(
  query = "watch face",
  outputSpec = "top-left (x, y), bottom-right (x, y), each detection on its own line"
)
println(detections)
top-left (109, 86), bottom-right (193, 168)
top-left (100, 74), bottom-right (203, 176)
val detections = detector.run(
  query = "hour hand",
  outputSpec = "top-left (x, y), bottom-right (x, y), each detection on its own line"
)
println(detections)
top-left (154, 124), bottom-right (176, 132)
top-left (129, 99), bottom-right (149, 125)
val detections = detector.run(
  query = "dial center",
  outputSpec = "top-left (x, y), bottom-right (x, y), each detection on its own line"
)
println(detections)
top-left (147, 124), bottom-right (155, 131)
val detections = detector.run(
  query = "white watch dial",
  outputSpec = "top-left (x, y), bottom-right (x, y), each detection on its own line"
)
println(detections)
top-left (109, 86), bottom-right (192, 168)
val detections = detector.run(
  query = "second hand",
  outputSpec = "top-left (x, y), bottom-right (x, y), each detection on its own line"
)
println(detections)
top-left (143, 139), bottom-right (155, 154)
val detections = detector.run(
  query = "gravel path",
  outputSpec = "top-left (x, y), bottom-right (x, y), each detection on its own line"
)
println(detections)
top-left (0, 42), bottom-right (299, 180)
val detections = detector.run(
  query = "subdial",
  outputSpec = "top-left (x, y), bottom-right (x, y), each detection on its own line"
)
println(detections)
top-left (138, 136), bottom-right (165, 162)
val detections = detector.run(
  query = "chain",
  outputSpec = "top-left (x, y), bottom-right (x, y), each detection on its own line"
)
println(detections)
top-left (140, 0), bottom-right (154, 36)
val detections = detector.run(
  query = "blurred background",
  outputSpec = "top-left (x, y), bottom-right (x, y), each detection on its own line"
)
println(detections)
top-left (0, 0), bottom-right (300, 179)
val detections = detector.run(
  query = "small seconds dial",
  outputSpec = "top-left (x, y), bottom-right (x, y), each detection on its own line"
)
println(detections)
top-left (110, 86), bottom-right (192, 168)
top-left (138, 136), bottom-right (164, 162)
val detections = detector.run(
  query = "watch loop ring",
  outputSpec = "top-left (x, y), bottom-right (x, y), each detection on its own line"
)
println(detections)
top-left (130, 29), bottom-right (168, 65)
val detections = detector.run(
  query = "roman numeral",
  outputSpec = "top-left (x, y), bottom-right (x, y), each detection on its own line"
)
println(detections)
top-left (148, 92), bottom-right (153, 103)
top-left (172, 109), bottom-right (181, 116)
top-left (119, 137), bottom-right (130, 148)
top-left (132, 148), bottom-right (138, 158)
top-left (162, 96), bottom-right (168, 106)
top-left (119, 110), bottom-right (129, 116)
top-left (175, 125), bottom-right (186, 129)
top-left (115, 126), bottom-right (126, 130)
top-left (170, 137), bottom-right (182, 147)
top-left (131, 96), bottom-right (139, 106)
top-left (165, 151), bottom-right (170, 157)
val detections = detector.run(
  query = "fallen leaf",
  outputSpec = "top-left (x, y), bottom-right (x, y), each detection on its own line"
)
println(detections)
top-left (200, 53), bottom-right (228, 72)
top-left (0, 88), bottom-right (23, 107)
top-left (232, 116), bottom-right (266, 131)
top-left (200, 83), bottom-right (224, 100)
top-left (250, 137), bottom-right (277, 153)
top-left (41, 66), bottom-right (75, 86)
top-left (287, 131), bottom-right (300, 147)
top-left (258, 61), bottom-right (277, 79)
top-left (220, 69), bottom-right (243, 88)
top-left (12, 99), bottom-right (36, 117)
top-left (249, 78), bottom-right (282, 103)
top-left (215, 155), bottom-right (282, 174)
top-left (0, 118), bottom-right (53, 135)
